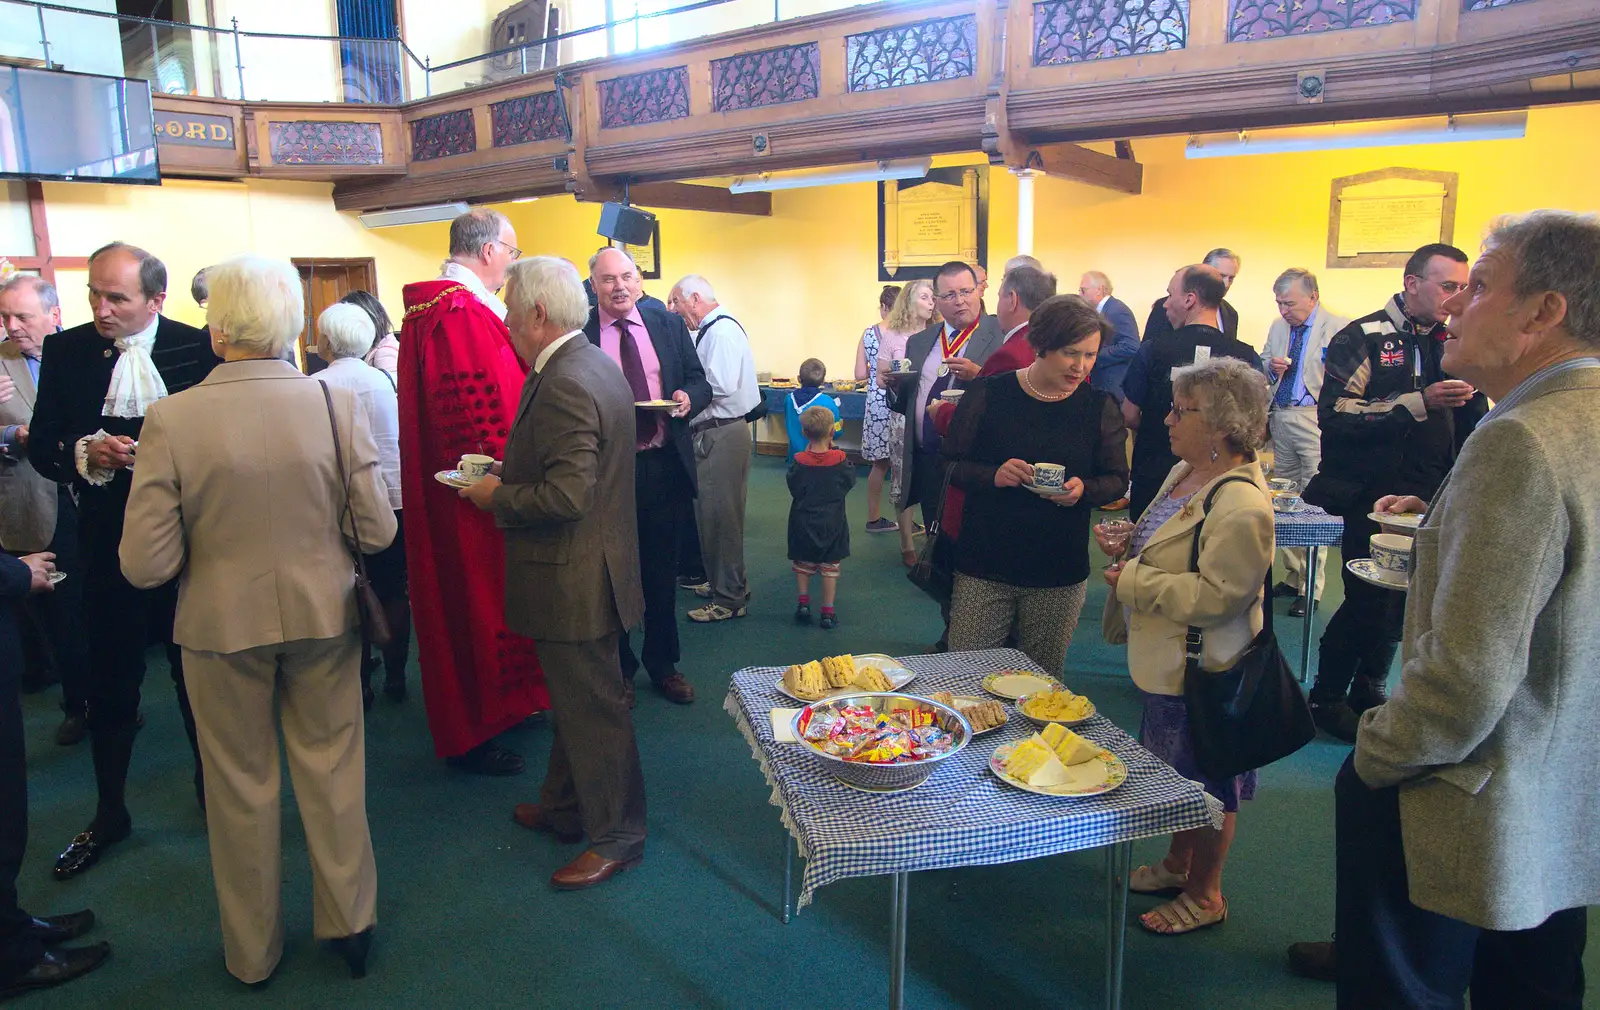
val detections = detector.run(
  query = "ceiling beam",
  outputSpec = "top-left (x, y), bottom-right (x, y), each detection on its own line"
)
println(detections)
top-left (1014, 143), bottom-right (1142, 195)
top-left (572, 180), bottom-right (771, 217)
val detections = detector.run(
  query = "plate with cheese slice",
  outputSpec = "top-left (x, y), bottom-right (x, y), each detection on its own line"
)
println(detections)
top-left (989, 725), bottom-right (1128, 797)
top-left (776, 653), bottom-right (917, 703)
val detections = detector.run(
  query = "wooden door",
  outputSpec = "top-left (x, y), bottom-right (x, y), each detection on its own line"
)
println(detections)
top-left (293, 258), bottom-right (376, 375)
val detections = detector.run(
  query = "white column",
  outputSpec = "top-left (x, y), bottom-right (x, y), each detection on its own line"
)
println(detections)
top-left (1013, 169), bottom-right (1038, 256)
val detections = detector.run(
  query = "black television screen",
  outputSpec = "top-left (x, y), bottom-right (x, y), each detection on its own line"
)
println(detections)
top-left (0, 66), bottom-right (159, 184)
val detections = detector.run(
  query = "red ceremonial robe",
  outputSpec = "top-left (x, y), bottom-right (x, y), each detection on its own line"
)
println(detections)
top-left (398, 280), bottom-right (548, 757)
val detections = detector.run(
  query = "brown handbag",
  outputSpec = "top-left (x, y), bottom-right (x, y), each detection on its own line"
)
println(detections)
top-left (318, 382), bottom-right (394, 648)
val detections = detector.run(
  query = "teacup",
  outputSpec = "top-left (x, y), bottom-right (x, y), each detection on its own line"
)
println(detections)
top-left (459, 453), bottom-right (495, 482)
top-left (1274, 493), bottom-right (1302, 512)
top-left (938, 388), bottom-right (964, 404)
top-left (1369, 533), bottom-right (1413, 579)
top-left (895, 357), bottom-right (913, 373)
top-left (1268, 478), bottom-right (1297, 495)
top-left (1032, 462), bottom-right (1066, 491)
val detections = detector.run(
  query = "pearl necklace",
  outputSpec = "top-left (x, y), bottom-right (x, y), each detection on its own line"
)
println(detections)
top-left (1020, 364), bottom-right (1071, 401)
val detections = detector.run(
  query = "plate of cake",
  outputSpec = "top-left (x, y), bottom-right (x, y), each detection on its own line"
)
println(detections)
top-left (776, 653), bottom-right (917, 703)
top-left (990, 725), bottom-right (1127, 797)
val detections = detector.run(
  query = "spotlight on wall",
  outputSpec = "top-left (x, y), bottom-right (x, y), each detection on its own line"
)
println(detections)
top-left (357, 201), bottom-right (472, 228)
top-left (1184, 112), bottom-right (1527, 159)
top-left (727, 158), bottom-right (932, 194)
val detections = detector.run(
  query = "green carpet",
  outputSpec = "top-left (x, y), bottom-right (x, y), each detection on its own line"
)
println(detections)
top-left (15, 455), bottom-right (1596, 1007)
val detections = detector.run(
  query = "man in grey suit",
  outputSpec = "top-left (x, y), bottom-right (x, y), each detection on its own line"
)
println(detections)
top-left (460, 257), bottom-right (648, 892)
top-left (1330, 210), bottom-right (1600, 1007)
top-left (1079, 271), bottom-right (1141, 401)
top-left (886, 260), bottom-right (1005, 529)
top-left (0, 275), bottom-right (89, 745)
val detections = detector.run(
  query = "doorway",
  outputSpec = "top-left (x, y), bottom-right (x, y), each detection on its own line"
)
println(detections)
top-left (293, 258), bottom-right (377, 374)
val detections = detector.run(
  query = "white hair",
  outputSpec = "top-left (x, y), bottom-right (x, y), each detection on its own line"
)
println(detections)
top-left (1004, 254), bottom-right (1043, 277)
top-left (206, 255), bottom-right (303, 359)
top-left (1081, 270), bottom-right (1112, 295)
top-left (506, 257), bottom-right (590, 333)
top-left (673, 274), bottom-right (715, 302)
top-left (317, 302), bottom-right (377, 359)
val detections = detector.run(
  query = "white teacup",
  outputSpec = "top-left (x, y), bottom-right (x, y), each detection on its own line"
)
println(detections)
top-left (895, 357), bottom-right (913, 373)
top-left (1274, 493), bottom-right (1302, 512)
top-left (938, 388), bottom-right (964, 404)
top-left (1032, 462), bottom-right (1066, 491)
top-left (1267, 478), bottom-right (1296, 495)
top-left (459, 454), bottom-right (495, 482)
top-left (1369, 533), bottom-right (1413, 578)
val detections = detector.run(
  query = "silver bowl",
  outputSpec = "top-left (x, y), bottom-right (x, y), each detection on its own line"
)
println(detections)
top-left (791, 693), bottom-right (971, 791)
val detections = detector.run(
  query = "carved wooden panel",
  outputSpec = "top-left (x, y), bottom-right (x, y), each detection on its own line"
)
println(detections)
top-left (268, 121), bottom-right (384, 165)
top-left (711, 42), bottom-right (822, 112)
top-left (411, 109), bottom-right (477, 161)
top-left (491, 92), bottom-right (566, 147)
top-left (1228, 0), bottom-right (1417, 41)
top-left (845, 15), bottom-right (979, 92)
top-left (598, 66), bottom-right (691, 128)
top-left (1033, 0), bottom-right (1188, 66)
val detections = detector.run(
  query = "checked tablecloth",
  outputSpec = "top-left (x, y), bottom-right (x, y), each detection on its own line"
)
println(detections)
top-left (725, 648), bottom-right (1224, 909)
top-left (1273, 503), bottom-right (1344, 548)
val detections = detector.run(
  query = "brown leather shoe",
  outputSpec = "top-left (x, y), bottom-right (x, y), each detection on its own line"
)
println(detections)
top-left (654, 672), bottom-right (695, 705)
top-left (511, 803), bottom-right (583, 844)
top-left (550, 849), bottom-right (642, 891)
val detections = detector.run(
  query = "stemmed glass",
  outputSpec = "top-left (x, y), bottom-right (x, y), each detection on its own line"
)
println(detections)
top-left (1095, 518), bottom-right (1137, 570)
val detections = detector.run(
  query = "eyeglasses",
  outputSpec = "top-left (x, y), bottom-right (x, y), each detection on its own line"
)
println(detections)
top-left (1433, 280), bottom-right (1465, 294)
top-left (493, 240), bottom-right (522, 261)
top-left (935, 288), bottom-right (977, 302)
top-left (1168, 404), bottom-right (1203, 419)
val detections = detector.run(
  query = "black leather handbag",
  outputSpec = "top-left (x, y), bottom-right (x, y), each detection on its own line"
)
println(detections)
top-left (1181, 476), bottom-right (1315, 780)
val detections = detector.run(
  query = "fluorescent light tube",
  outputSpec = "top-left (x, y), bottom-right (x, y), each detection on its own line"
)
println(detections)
top-left (358, 202), bottom-right (472, 228)
top-left (1185, 112), bottom-right (1527, 159)
top-left (728, 158), bottom-right (932, 193)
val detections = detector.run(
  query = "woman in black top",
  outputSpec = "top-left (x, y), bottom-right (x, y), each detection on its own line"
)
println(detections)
top-left (941, 295), bottom-right (1130, 675)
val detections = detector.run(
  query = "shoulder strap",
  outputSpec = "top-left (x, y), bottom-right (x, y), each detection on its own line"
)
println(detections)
top-left (319, 383), bottom-right (372, 581)
top-left (695, 313), bottom-right (742, 348)
top-left (1185, 474), bottom-right (1258, 666)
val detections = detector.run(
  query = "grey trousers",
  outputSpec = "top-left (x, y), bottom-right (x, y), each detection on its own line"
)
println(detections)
top-left (1270, 407), bottom-right (1327, 599)
top-left (538, 632), bottom-right (647, 862)
top-left (182, 633), bottom-right (375, 984)
top-left (948, 574), bottom-right (1088, 678)
top-left (692, 422), bottom-right (752, 609)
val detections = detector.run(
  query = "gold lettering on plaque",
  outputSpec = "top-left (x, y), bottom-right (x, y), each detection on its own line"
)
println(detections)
top-left (881, 167), bottom-right (980, 278)
top-left (1336, 181), bottom-right (1447, 258)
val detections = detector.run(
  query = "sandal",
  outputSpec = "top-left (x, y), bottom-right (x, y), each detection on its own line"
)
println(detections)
top-left (1138, 893), bottom-right (1228, 936)
top-left (1129, 862), bottom-right (1189, 895)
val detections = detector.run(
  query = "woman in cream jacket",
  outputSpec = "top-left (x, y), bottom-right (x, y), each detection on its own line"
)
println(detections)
top-left (1099, 356), bottom-right (1273, 936)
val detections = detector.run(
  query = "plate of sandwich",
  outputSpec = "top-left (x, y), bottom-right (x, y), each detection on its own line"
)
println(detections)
top-left (777, 653), bottom-right (917, 703)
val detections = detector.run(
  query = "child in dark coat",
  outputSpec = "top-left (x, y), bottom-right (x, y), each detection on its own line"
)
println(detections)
top-left (787, 405), bottom-right (856, 629)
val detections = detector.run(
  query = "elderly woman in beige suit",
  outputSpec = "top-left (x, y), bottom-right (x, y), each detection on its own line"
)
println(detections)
top-left (1100, 356), bottom-right (1273, 937)
top-left (120, 256), bottom-right (396, 984)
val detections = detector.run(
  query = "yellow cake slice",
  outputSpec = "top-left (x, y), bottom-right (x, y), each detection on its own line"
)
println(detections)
top-left (852, 664), bottom-right (892, 692)
top-left (1003, 736), bottom-right (1073, 787)
top-left (1040, 723), bottom-right (1101, 766)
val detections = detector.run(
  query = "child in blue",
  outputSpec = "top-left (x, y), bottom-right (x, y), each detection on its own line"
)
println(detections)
top-left (783, 357), bottom-right (842, 459)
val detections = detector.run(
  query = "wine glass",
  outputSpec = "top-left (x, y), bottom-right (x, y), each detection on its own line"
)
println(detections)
top-left (1095, 518), bottom-right (1137, 570)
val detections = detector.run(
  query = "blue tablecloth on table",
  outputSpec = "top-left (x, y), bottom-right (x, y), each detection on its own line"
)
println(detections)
top-left (1273, 503), bottom-right (1343, 548)
top-left (724, 648), bottom-right (1223, 909)
top-left (761, 386), bottom-right (867, 421)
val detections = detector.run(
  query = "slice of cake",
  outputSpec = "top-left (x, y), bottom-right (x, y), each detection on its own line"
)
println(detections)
top-left (1040, 723), bottom-right (1101, 766)
top-left (852, 665), bottom-right (892, 692)
top-left (1003, 736), bottom-right (1073, 787)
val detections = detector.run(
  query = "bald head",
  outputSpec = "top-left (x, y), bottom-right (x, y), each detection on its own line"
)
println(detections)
top-left (590, 246), bottom-right (640, 318)
top-left (1163, 264), bottom-right (1227, 329)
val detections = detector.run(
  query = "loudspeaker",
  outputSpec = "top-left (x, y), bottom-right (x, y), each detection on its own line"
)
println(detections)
top-left (597, 202), bottom-right (656, 245)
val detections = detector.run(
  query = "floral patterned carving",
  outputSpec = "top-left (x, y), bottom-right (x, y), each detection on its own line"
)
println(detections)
top-left (490, 92), bottom-right (566, 147)
top-left (1463, 0), bottom-right (1535, 8)
top-left (1228, 0), bottom-right (1417, 40)
top-left (711, 42), bottom-right (821, 112)
top-left (1033, 0), bottom-right (1188, 66)
top-left (410, 109), bottom-right (476, 161)
top-left (268, 121), bottom-right (384, 165)
top-left (845, 15), bottom-right (978, 93)
top-left (598, 67), bottom-right (690, 129)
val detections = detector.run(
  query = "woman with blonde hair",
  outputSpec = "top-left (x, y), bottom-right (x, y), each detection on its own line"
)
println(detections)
top-left (872, 278), bottom-right (937, 563)
top-left (1099, 356), bottom-right (1273, 936)
top-left (120, 255), bottom-right (396, 983)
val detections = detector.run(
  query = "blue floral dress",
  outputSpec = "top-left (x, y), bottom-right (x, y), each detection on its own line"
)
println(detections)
top-left (859, 324), bottom-right (893, 462)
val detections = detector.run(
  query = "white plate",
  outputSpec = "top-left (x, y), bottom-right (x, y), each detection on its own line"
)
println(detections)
top-left (434, 470), bottom-right (478, 489)
top-left (944, 695), bottom-right (1008, 736)
top-left (1015, 691), bottom-right (1096, 727)
top-left (1368, 511), bottom-right (1424, 531)
top-left (1347, 558), bottom-right (1409, 591)
top-left (634, 399), bottom-right (677, 410)
top-left (989, 741), bottom-right (1128, 797)
top-left (774, 654), bottom-right (918, 703)
top-left (981, 671), bottom-right (1064, 700)
top-left (47, 571), bottom-right (67, 585)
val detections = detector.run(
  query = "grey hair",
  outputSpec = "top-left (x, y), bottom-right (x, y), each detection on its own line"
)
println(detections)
top-left (1483, 210), bottom-right (1600, 349)
top-left (589, 245), bottom-right (637, 275)
top-left (89, 241), bottom-right (166, 299)
top-left (1273, 267), bottom-right (1319, 297)
top-left (998, 266), bottom-right (1058, 312)
top-left (448, 209), bottom-right (511, 259)
top-left (674, 274), bottom-right (715, 302)
top-left (1003, 254), bottom-right (1043, 277)
top-left (317, 302), bottom-right (377, 359)
top-left (1081, 270), bottom-right (1112, 295)
top-left (191, 267), bottom-right (211, 305)
top-left (1172, 356), bottom-right (1271, 455)
top-left (0, 273), bottom-right (59, 314)
top-left (205, 255), bottom-right (304, 359)
top-left (505, 257), bottom-right (590, 333)
top-left (1204, 247), bottom-right (1241, 269)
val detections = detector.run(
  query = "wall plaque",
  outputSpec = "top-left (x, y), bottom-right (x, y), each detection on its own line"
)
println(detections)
top-left (1327, 167), bottom-right (1457, 269)
top-left (878, 166), bottom-right (987, 281)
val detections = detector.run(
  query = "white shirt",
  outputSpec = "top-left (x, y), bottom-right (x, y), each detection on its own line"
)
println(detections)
top-left (1096, 295), bottom-right (1110, 313)
top-left (534, 330), bottom-right (583, 373)
top-left (1002, 321), bottom-right (1027, 341)
top-left (693, 305), bottom-right (760, 420)
top-left (440, 261), bottom-right (507, 321)
top-left (316, 357), bottom-right (402, 510)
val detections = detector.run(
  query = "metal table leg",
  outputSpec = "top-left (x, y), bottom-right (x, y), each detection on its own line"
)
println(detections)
top-left (781, 835), bottom-right (794, 924)
top-left (889, 871), bottom-right (910, 1010)
top-left (1104, 841), bottom-right (1131, 1010)
top-left (1298, 546), bottom-right (1320, 684)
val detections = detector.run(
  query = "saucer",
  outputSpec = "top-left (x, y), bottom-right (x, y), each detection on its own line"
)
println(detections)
top-left (434, 470), bottom-right (478, 489)
top-left (1273, 502), bottom-right (1305, 514)
top-left (634, 399), bottom-right (677, 410)
top-left (47, 571), bottom-right (66, 585)
top-left (1346, 558), bottom-right (1409, 591)
top-left (1025, 483), bottom-right (1068, 497)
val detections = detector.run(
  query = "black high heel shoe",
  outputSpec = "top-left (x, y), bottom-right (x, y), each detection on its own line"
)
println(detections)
top-left (327, 927), bottom-right (374, 979)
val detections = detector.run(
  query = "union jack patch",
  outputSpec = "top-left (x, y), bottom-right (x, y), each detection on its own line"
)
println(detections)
top-left (1379, 348), bottom-right (1405, 367)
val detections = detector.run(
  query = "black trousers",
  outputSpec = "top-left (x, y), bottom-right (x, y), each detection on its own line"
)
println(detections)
top-left (14, 488), bottom-right (90, 715)
top-left (620, 447), bottom-right (686, 685)
top-left (0, 608), bottom-right (43, 985)
top-left (1334, 755), bottom-right (1587, 1009)
top-left (678, 506), bottom-right (704, 582)
top-left (1314, 511), bottom-right (1405, 702)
